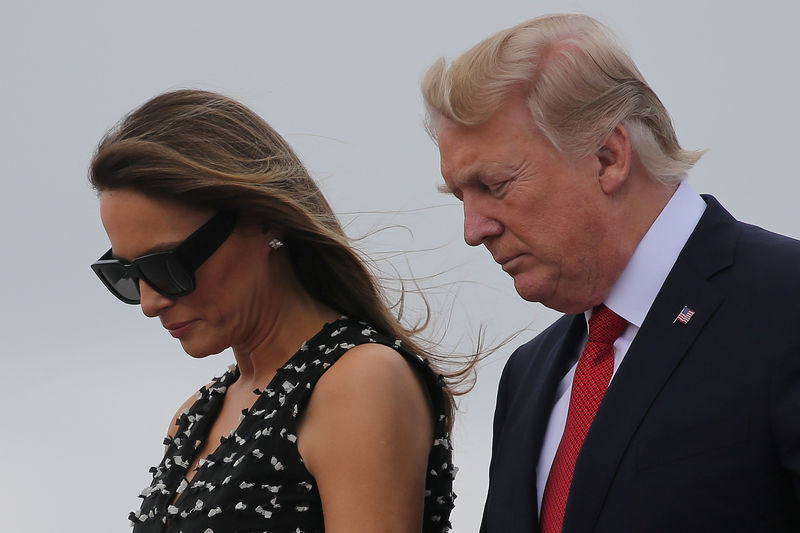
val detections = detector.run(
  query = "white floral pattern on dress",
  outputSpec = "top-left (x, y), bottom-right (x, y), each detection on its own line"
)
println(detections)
top-left (131, 317), bottom-right (455, 532)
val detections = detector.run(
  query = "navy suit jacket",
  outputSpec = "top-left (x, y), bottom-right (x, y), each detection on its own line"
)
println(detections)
top-left (480, 196), bottom-right (800, 532)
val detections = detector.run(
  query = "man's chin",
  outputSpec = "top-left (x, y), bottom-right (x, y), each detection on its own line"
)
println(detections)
top-left (513, 276), bottom-right (553, 305)
top-left (513, 277), bottom-right (584, 313)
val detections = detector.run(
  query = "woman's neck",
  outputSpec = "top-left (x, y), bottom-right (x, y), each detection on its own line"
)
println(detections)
top-left (230, 282), bottom-right (339, 392)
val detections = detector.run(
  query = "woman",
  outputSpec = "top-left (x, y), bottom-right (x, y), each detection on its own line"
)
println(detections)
top-left (89, 90), bottom-right (457, 532)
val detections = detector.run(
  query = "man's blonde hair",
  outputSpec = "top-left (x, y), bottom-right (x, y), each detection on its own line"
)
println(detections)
top-left (422, 14), bottom-right (703, 184)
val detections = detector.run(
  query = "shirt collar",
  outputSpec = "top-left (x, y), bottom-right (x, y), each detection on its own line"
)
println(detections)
top-left (603, 179), bottom-right (707, 327)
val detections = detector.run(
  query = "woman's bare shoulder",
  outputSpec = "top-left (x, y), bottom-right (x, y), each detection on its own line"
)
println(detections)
top-left (298, 342), bottom-right (433, 469)
top-left (323, 342), bottom-right (424, 389)
top-left (296, 343), bottom-right (435, 532)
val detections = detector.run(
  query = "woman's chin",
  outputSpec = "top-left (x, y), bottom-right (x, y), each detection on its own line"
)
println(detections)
top-left (179, 338), bottom-right (227, 359)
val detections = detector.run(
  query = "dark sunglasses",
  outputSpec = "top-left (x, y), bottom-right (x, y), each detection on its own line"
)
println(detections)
top-left (91, 210), bottom-right (238, 304)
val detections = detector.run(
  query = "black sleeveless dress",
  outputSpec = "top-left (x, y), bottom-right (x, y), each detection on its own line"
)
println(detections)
top-left (130, 317), bottom-right (455, 532)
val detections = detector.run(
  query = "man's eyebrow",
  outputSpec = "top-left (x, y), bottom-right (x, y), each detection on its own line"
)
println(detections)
top-left (445, 160), bottom-right (507, 190)
top-left (437, 183), bottom-right (454, 195)
top-left (438, 164), bottom-right (485, 195)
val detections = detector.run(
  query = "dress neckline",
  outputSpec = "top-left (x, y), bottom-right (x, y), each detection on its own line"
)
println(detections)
top-left (170, 316), bottom-right (350, 503)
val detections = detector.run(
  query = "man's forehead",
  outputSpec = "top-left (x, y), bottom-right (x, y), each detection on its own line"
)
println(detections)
top-left (437, 127), bottom-right (478, 184)
top-left (439, 122), bottom-right (524, 180)
top-left (437, 120), bottom-right (491, 166)
top-left (436, 116), bottom-right (483, 140)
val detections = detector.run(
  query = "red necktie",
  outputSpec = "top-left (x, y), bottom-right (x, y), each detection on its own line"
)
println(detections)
top-left (540, 304), bottom-right (627, 533)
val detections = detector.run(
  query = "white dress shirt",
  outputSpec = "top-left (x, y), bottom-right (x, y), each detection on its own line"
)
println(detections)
top-left (534, 180), bottom-right (707, 510)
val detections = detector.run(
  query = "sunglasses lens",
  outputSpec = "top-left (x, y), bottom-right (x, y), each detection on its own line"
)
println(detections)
top-left (98, 263), bottom-right (141, 302)
top-left (138, 255), bottom-right (194, 296)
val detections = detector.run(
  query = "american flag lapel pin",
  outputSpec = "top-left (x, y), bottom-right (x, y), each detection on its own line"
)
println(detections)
top-left (673, 306), bottom-right (695, 325)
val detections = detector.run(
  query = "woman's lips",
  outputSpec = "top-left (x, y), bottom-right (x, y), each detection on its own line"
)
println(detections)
top-left (165, 320), bottom-right (198, 339)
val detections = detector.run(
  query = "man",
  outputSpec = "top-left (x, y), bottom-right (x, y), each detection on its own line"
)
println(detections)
top-left (422, 14), bottom-right (800, 533)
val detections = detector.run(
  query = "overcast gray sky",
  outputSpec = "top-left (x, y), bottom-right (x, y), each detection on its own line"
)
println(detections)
top-left (2, 1), bottom-right (799, 531)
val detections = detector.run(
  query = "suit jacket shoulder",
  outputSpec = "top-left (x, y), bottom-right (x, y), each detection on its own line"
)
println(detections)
top-left (482, 195), bottom-right (800, 533)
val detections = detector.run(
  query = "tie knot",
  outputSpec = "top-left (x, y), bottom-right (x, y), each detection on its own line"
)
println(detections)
top-left (587, 304), bottom-right (627, 345)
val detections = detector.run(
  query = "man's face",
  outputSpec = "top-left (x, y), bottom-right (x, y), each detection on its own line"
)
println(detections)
top-left (437, 93), bottom-right (622, 313)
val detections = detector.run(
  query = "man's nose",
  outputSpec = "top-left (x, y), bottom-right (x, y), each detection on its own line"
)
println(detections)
top-left (139, 280), bottom-right (175, 317)
top-left (463, 197), bottom-right (503, 246)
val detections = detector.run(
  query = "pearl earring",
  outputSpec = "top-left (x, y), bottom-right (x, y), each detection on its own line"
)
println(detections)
top-left (268, 238), bottom-right (283, 250)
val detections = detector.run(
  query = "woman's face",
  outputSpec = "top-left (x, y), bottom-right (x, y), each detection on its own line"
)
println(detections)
top-left (99, 188), bottom-right (279, 358)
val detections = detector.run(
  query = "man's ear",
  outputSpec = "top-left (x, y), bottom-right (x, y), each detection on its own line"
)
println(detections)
top-left (596, 123), bottom-right (632, 195)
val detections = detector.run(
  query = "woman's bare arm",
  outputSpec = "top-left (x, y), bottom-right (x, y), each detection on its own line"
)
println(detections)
top-left (297, 343), bottom-right (434, 533)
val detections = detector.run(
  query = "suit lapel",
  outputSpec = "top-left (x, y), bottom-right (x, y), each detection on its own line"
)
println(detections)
top-left (489, 314), bottom-right (585, 533)
top-left (562, 196), bottom-right (740, 533)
